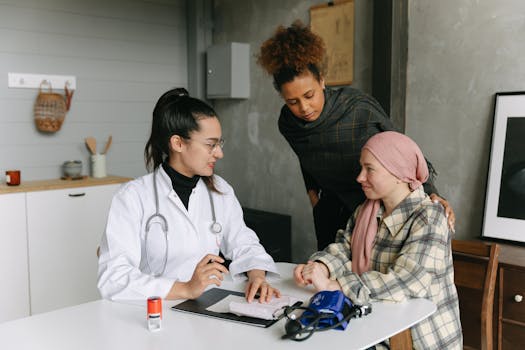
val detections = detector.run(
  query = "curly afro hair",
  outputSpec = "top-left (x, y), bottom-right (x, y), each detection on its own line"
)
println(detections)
top-left (257, 20), bottom-right (326, 91)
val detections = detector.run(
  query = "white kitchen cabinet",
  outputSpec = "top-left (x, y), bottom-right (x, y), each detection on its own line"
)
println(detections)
top-left (26, 184), bottom-right (119, 315)
top-left (0, 193), bottom-right (30, 322)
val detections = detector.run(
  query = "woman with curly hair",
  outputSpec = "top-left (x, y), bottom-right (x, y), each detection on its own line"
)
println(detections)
top-left (258, 21), bottom-right (455, 250)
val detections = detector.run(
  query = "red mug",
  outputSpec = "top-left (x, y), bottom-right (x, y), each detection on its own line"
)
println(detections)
top-left (6, 170), bottom-right (21, 186)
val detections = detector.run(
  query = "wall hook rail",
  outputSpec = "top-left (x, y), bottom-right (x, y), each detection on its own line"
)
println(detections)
top-left (7, 73), bottom-right (76, 90)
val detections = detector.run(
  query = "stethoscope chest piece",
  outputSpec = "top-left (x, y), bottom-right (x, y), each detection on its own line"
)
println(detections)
top-left (211, 222), bottom-right (222, 234)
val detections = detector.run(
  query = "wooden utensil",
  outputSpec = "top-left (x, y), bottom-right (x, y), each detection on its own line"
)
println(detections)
top-left (102, 135), bottom-right (112, 155)
top-left (85, 137), bottom-right (97, 155)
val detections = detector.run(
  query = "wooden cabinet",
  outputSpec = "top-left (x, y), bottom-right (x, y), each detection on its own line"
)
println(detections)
top-left (0, 176), bottom-right (129, 321)
top-left (0, 193), bottom-right (30, 322)
top-left (496, 244), bottom-right (525, 350)
top-left (26, 184), bottom-right (119, 314)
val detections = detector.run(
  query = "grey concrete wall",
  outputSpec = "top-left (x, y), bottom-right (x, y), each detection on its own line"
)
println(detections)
top-left (211, 0), bottom-right (375, 262)
top-left (405, 0), bottom-right (525, 240)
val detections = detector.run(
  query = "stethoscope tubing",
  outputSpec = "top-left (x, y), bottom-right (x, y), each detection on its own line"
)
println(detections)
top-left (144, 168), bottom-right (222, 277)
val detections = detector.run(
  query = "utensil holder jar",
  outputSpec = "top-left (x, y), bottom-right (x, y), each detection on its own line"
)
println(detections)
top-left (90, 154), bottom-right (107, 178)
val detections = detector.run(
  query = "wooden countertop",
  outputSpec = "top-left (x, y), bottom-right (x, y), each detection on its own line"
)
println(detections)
top-left (461, 238), bottom-right (525, 268)
top-left (0, 175), bottom-right (132, 194)
top-left (498, 242), bottom-right (525, 268)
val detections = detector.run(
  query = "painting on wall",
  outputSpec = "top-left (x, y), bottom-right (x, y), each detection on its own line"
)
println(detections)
top-left (310, 0), bottom-right (354, 86)
top-left (482, 92), bottom-right (525, 243)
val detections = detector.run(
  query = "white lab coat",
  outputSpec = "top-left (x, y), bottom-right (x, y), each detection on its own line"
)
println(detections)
top-left (97, 168), bottom-right (279, 300)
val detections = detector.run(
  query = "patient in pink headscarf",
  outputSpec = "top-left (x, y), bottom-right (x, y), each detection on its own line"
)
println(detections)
top-left (293, 131), bottom-right (462, 350)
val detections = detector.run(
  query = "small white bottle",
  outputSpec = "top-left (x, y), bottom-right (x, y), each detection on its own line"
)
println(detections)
top-left (147, 296), bottom-right (162, 331)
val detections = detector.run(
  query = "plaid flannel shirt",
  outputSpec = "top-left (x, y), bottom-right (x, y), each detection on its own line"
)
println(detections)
top-left (310, 187), bottom-right (462, 349)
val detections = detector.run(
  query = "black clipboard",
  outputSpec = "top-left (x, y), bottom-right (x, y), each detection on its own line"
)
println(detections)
top-left (171, 288), bottom-right (278, 328)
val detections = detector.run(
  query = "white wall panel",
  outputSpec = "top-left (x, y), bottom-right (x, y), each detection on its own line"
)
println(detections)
top-left (0, 28), bottom-right (185, 65)
top-left (0, 0), bottom-right (185, 27)
top-left (0, 3), bottom-right (186, 44)
top-left (0, 0), bottom-right (187, 181)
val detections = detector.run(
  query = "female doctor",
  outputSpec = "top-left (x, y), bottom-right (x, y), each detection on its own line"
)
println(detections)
top-left (97, 88), bottom-right (280, 303)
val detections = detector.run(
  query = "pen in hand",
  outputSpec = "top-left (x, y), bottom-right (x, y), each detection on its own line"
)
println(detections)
top-left (207, 257), bottom-right (229, 278)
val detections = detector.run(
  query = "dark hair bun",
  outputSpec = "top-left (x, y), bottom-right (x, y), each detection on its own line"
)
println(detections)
top-left (172, 87), bottom-right (189, 97)
top-left (156, 87), bottom-right (189, 105)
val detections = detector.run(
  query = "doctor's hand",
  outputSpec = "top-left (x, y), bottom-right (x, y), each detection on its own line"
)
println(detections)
top-left (245, 269), bottom-right (281, 303)
top-left (169, 254), bottom-right (228, 300)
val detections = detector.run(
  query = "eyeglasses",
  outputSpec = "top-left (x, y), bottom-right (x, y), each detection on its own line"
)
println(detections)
top-left (187, 138), bottom-right (225, 154)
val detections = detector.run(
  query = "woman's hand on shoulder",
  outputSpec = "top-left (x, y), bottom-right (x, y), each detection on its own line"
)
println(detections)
top-left (307, 189), bottom-right (320, 208)
top-left (429, 193), bottom-right (456, 233)
top-left (245, 269), bottom-right (281, 303)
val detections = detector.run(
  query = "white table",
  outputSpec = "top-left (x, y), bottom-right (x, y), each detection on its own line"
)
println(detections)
top-left (0, 263), bottom-right (435, 350)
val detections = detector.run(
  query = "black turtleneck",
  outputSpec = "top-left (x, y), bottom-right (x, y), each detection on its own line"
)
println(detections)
top-left (162, 163), bottom-right (200, 210)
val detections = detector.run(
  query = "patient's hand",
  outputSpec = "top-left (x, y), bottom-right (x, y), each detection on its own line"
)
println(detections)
top-left (293, 263), bottom-right (308, 286)
top-left (295, 261), bottom-right (340, 292)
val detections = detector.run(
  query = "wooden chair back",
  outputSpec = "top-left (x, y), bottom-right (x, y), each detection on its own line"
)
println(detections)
top-left (452, 239), bottom-right (500, 350)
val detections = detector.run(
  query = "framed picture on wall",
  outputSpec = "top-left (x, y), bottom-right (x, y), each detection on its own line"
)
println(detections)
top-left (310, 0), bottom-right (354, 86)
top-left (482, 91), bottom-right (525, 243)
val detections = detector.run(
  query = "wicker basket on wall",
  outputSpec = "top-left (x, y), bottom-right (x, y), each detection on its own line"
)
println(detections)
top-left (34, 81), bottom-right (73, 133)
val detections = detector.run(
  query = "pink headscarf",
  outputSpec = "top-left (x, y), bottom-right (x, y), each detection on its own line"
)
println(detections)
top-left (351, 131), bottom-right (429, 275)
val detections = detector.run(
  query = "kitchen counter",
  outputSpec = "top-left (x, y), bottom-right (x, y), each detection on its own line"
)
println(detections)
top-left (0, 175), bottom-right (132, 194)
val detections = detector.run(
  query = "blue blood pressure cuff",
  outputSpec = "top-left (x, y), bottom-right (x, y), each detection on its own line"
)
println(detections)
top-left (301, 290), bottom-right (354, 330)
top-left (282, 290), bottom-right (372, 341)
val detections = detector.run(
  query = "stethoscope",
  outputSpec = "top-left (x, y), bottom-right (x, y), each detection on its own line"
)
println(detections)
top-left (144, 169), bottom-right (222, 277)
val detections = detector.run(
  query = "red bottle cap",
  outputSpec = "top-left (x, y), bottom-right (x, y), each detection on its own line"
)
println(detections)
top-left (147, 296), bottom-right (162, 316)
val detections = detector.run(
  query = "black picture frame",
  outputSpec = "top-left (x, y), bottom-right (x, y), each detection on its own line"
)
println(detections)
top-left (482, 92), bottom-right (525, 243)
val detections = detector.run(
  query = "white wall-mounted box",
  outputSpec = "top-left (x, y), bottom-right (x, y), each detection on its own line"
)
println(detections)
top-left (206, 42), bottom-right (250, 99)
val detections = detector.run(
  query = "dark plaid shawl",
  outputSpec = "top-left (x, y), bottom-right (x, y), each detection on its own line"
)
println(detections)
top-left (278, 86), bottom-right (437, 213)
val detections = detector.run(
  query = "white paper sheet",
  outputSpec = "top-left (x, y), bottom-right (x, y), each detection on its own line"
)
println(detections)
top-left (206, 295), bottom-right (246, 313)
top-left (206, 295), bottom-right (302, 320)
